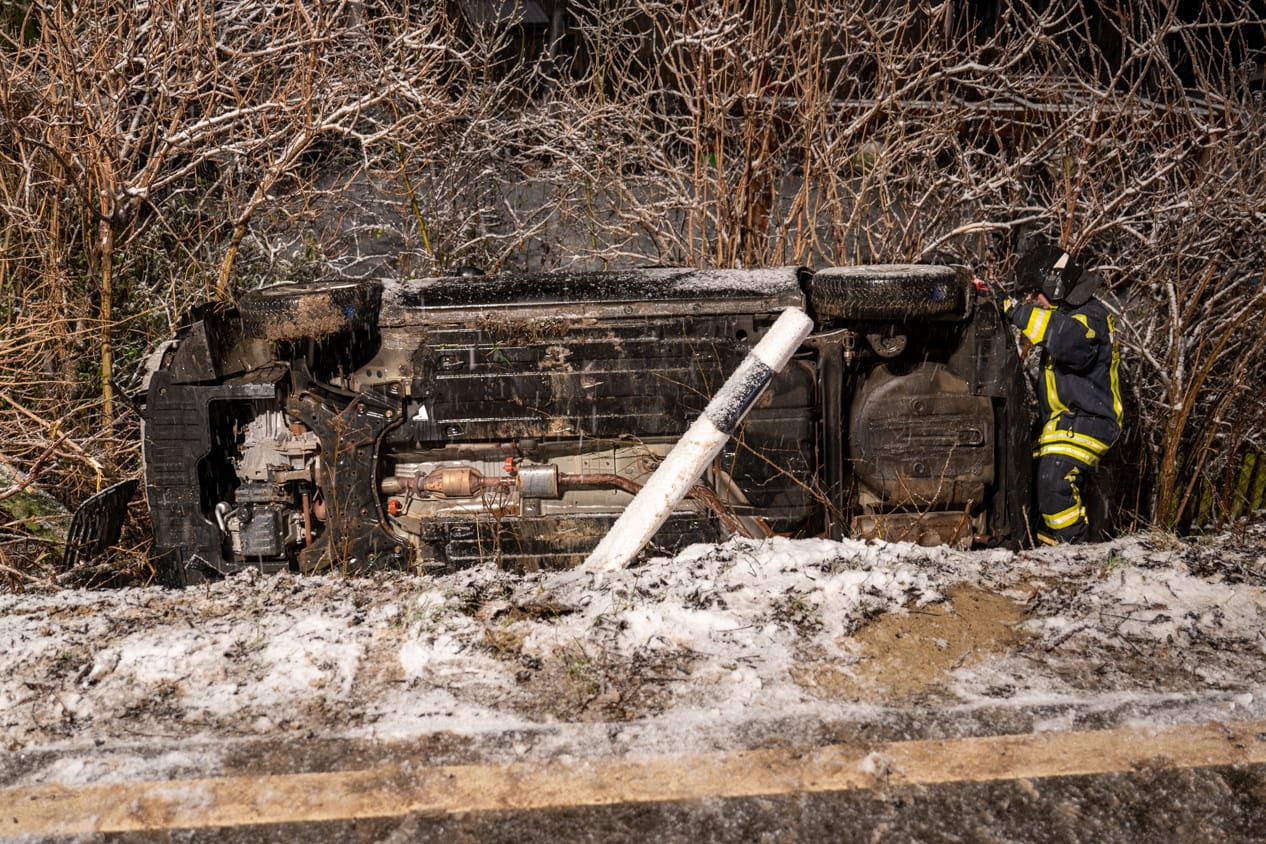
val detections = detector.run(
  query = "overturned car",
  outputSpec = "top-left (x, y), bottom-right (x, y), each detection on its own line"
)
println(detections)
top-left (140, 265), bottom-right (1031, 585)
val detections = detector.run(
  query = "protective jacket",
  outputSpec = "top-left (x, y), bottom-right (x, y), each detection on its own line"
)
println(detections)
top-left (1005, 294), bottom-right (1123, 543)
top-left (1007, 296), bottom-right (1123, 463)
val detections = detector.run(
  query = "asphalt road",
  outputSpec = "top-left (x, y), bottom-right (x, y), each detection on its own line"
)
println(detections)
top-left (5, 716), bottom-right (1265, 841)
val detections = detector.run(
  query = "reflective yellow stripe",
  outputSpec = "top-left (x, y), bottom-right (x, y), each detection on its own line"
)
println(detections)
top-left (1071, 312), bottom-right (1096, 339)
top-left (1039, 442), bottom-right (1101, 465)
top-left (1039, 428), bottom-right (1111, 456)
top-left (1044, 503), bottom-right (1085, 530)
top-left (1107, 314), bottom-right (1123, 426)
top-left (1044, 362), bottom-right (1067, 414)
top-left (1023, 307), bottom-right (1052, 344)
top-left (1042, 464), bottom-right (1086, 532)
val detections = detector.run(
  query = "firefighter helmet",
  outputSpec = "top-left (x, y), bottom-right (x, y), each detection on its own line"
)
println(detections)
top-left (1015, 243), bottom-right (1100, 306)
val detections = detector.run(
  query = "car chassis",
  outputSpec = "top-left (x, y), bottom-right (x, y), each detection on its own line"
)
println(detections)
top-left (139, 265), bottom-right (1031, 586)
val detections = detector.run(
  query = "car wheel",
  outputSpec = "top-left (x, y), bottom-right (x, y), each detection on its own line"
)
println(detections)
top-left (807, 264), bottom-right (968, 320)
top-left (239, 280), bottom-right (382, 342)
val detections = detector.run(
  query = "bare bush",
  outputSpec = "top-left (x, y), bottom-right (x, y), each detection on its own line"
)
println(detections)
top-left (1, 0), bottom-right (1263, 574)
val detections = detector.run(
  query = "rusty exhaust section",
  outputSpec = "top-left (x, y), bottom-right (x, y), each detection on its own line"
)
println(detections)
top-left (382, 466), bottom-right (516, 498)
top-left (381, 465), bottom-right (748, 536)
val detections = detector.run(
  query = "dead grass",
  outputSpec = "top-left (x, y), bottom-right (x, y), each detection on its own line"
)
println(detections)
top-left (1, 1), bottom-right (1263, 583)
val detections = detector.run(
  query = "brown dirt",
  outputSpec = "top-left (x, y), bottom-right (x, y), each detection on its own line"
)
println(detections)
top-left (792, 585), bottom-right (1030, 702)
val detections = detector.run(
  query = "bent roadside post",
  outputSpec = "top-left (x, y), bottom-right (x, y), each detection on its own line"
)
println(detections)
top-left (581, 307), bottom-right (815, 573)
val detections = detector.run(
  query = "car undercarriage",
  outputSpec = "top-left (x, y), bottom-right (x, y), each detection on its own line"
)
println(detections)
top-left (140, 265), bottom-right (1031, 586)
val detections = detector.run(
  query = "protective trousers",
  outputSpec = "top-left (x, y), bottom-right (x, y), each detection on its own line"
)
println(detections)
top-left (1035, 452), bottom-right (1095, 544)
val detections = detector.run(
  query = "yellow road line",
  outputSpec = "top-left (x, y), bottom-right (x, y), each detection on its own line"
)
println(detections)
top-left (4, 719), bottom-right (1265, 836)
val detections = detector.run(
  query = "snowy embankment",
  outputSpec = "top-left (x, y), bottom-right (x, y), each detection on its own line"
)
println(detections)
top-left (2, 526), bottom-right (1265, 786)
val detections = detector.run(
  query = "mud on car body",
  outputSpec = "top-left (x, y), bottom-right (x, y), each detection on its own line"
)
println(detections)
top-left (139, 265), bottom-right (1031, 586)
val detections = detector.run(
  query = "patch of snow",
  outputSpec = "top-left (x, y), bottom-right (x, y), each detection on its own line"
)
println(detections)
top-left (1, 525), bottom-right (1264, 785)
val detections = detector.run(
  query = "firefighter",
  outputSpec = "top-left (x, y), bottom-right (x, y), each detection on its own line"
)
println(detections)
top-left (1002, 243), bottom-right (1123, 544)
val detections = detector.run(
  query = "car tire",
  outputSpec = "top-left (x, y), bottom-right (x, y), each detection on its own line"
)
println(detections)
top-left (239, 280), bottom-right (382, 342)
top-left (807, 264), bottom-right (968, 320)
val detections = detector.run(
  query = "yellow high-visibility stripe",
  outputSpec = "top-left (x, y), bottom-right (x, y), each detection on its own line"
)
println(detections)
top-left (1042, 463), bottom-right (1086, 531)
top-left (1039, 427), bottom-right (1111, 456)
top-left (1044, 363), bottom-right (1068, 414)
top-left (1023, 307), bottom-right (1052, 344)
top-left (1039, 442), bottom-right (1101, 465)
top-left (1071, 312), bottom-right (1096, 339)
top-left (1044, 503), bottom-right (1085, 530)
top-left (1107, 314), bottom-right (1124, 426)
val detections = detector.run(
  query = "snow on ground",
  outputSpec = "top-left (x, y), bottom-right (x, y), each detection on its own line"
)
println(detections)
top-left (2, 526), bottom-right (1265, 785)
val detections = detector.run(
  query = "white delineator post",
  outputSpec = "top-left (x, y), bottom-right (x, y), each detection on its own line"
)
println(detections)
top-left (581, 307), bottom-right (815, 573)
